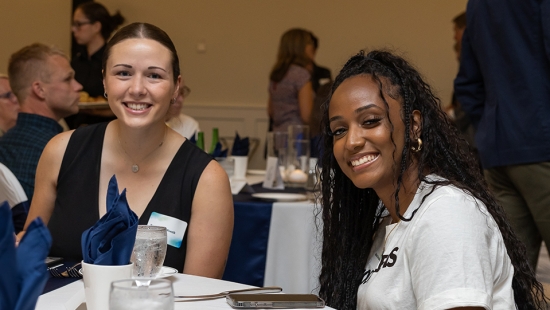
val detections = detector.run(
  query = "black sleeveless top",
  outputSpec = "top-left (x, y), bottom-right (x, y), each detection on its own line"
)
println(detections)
top-left (48, 123), bottom-right (212, 272)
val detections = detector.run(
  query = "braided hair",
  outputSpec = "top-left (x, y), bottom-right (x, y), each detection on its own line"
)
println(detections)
top-left (317, 50), bottom-right (547, 309)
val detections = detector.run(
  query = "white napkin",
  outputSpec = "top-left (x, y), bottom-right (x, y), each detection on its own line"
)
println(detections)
top-left (230, 179), bottom-right (247, 195)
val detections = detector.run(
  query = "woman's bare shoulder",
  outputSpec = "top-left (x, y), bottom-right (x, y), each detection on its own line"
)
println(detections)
top-left (195, 159), bottom-right (231, 201)
top-left (44, 130), bottom-right (75, 155)
top-left (39, 130), bottom-right (76, 166)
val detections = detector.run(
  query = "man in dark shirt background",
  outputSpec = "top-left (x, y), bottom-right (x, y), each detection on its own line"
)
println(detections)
top-left (0, 43), bottom-right (81, 202)
top-left (308, 32), bottom-right (332, 94)
top-left (455, 0), bottom-right (550, 270)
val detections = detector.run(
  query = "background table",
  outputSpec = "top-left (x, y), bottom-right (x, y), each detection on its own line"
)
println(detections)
top-left (222, 177), bottom-right (322, 294)
top-left (36, 274), bottom-right (334, 310)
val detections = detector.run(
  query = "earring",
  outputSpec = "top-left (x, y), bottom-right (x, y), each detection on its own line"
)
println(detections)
top-left (411, 138), bottom-right (422, 152)
top-left (103, 92), bottom-right (108, 99)
top-left (170, 98), bottom-right (176, 104)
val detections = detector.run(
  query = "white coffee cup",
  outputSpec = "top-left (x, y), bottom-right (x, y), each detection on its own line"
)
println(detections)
top-left (82, 261), bottom-right (133, 310)
top-left (231, 155), bottom-right (248, 180)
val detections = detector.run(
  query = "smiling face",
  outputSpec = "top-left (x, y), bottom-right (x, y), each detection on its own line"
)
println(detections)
top-left (104, 38), bottom-right (180, 128)
top-left (328, 74), bottom-right (409, 195)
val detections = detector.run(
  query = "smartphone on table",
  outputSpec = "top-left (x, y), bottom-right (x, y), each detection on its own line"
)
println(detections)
top-left (226, 293), bottom-right (325, 309)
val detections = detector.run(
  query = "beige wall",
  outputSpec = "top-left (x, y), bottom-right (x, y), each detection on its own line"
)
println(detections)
top-left (1, 0), bottom-right (467, 108)
top-left (0, 0), bottom-right (72, 74)
top-left (103, 0), bottom-right (468, 108)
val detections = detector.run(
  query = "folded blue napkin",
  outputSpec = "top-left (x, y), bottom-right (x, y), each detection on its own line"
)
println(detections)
top-left (0, 201), bottom-right (52, 310)
top-left (211, 141), bottom-right (228, 158)
top-left (81, 175), bottom-right (138, 265)
top-left (231, 132), bottom-right (249, 156)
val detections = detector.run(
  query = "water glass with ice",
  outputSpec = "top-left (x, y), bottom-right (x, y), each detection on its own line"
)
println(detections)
top-left (130, 225), bottom-right (167, 282)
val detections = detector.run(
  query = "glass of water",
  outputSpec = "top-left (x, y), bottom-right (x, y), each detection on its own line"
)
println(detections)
top-left (266, 131), bottom-right (288, 180)
top-left (130, 225), bottom-right (167, 282)
top-left (109, 278), bottom-right (174, 310)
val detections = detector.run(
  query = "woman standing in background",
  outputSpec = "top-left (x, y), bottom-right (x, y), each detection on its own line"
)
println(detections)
top-left (67, 1), bottom-right (124, 128)
top-left (268, 28), bottom-right (315, 133)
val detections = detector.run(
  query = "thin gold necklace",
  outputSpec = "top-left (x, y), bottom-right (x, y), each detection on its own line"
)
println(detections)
top-left (381, 220), bottom-right (400, 254)
top-left (118, 126), bottom-right (167, 173)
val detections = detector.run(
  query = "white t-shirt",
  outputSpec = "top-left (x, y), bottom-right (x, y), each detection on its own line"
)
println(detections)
top-left (357, 175), bottom-right (515, 310)
top-left (166, 113), bottom-right (200, 140)
top-left (0, 162), bottom-right (27, 208)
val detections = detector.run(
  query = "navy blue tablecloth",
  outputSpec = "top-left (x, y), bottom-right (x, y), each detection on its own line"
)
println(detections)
top-left (42, 261), bottom-right (81, 294)
top-left (222, 200), bottom-right (272, 286)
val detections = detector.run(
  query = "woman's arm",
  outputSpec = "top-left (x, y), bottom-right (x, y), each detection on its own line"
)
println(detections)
top-left (183, 160), bottom-right (234, 278)
top-left (298, 81), bottom-right (314, 125)
top-left (17, 131), bottom-right (72, 240)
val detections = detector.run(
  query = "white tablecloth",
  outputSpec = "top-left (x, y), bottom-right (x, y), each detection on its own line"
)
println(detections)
top-left (243, 173), bottom-right (322, 294)
top-left (264, 201), bottom-right (321, 294)
top-left (36, 274), bottom-right (333, 310)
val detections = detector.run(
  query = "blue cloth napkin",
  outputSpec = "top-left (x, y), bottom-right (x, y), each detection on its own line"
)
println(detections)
top-left (211, 141), bottom-right (228, 158)
top-left (81, 175), bottom-right (138, 265)
top-left (231, 132), bottom-right (249, 156)
top-left (0, 201), bottom-right (52, 310)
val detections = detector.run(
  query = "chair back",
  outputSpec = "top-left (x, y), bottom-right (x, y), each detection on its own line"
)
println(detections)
top-left (0, 163), bottom-right (29, 233)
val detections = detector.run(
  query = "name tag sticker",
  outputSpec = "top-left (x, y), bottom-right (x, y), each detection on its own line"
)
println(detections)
top-left (147, 212), bottom-right (187, 248)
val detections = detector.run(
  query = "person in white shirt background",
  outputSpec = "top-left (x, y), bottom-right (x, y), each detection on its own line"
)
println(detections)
top-left (165, 84), bottom-right (200, 139)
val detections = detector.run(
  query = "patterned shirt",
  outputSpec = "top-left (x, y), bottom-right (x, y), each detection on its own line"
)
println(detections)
top-left (0, 113), bottom-right (63, 202)
top-left (269, 64), bottom-right (311, 132)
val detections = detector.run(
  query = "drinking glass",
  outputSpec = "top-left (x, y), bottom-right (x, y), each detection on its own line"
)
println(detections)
top-left (109, 278), bottom-right (174, 310)
top-left (288, 124), bottom-right (310, 141)
top-left (130, 225), bottom-right (167, 283)
top-left (266, 131), bottom-right (288, 177)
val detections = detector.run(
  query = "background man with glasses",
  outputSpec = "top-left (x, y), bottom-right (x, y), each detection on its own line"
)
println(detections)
top-left (0, 74), bottom-right (20, 136)
top-left (0, 43), bottom-right (82, 203)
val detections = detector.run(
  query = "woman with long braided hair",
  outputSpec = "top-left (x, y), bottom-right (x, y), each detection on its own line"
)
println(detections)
top-left (318, 50), bottom-right (547, 309)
